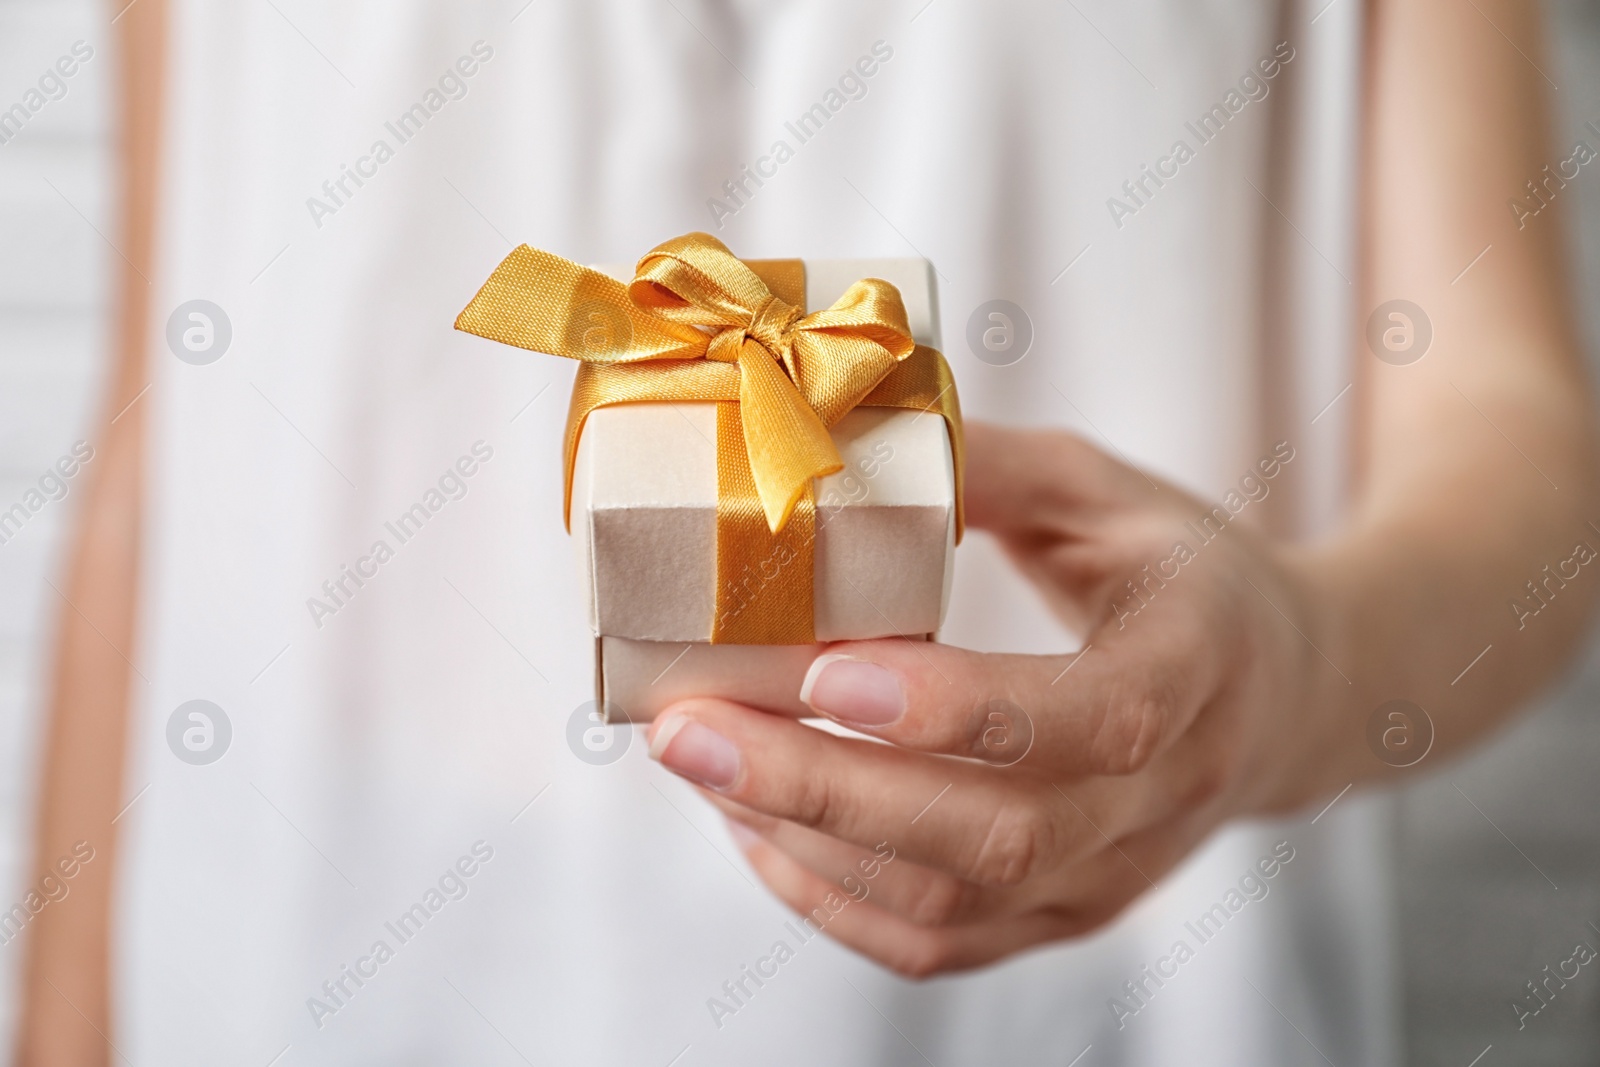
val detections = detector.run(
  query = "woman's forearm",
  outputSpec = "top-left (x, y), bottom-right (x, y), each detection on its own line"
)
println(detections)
top-left (1279, 0), bottom-right (1598, 803)
top-left (16, 1), bottom-right (164, 1062)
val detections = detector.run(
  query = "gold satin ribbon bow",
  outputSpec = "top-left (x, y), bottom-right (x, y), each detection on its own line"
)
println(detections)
top-left (455, 232), bottom-right (963, 644)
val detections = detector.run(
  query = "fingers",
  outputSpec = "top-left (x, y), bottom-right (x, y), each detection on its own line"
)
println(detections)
top-left (797, 631), bottom-right (1215, 778)
top-left (963, 420), bottom-right (1155, 535)
top-left (731, 823), bottom-right (1081, 978)
top-left (709, 800), bottom-right (1013, 927)
top-left (713, 786), bottom-right (1181, 929)
top-left (721, 792), bottom-right (1211, 942)
top-left (647, 698), bottom-right (1152, 886)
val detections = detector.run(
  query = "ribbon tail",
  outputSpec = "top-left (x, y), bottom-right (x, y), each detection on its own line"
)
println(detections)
top-left (714, 403), bottom-right (817, 644)
top-left (454, 244), bottom-right (706, 361)
top-left (735, 339), bottom-right (842, 532)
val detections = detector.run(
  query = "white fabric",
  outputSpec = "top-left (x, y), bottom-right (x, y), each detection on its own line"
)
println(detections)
top-left (121, 1), bottom-right (1398, 1063)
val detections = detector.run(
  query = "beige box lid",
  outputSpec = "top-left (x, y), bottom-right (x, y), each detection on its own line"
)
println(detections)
top-left (571, 258), bottom-right (954, 643)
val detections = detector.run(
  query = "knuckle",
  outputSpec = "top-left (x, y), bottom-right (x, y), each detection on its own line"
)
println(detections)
top-left (788, 773), bottom-right (837, 832)
top-left (968, 803), bottom-right (1051, 887)
top-left (1090, 672), bottom-right (1181, 775)
top-left (900, 875), bottom-right (976, 928)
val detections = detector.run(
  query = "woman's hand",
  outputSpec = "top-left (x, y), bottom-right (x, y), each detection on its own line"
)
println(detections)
top-left (644, 0), bottom-right (1600, 982)
top-left (644, 420), bottom-right (1352, 976)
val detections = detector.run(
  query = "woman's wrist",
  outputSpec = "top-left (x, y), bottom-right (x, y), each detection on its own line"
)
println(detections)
top-left (1257, 537), bottom-right (1387, 811)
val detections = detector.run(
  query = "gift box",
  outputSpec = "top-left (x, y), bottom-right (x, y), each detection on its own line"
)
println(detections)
top-left (456, 235), bottom-right (963, 722)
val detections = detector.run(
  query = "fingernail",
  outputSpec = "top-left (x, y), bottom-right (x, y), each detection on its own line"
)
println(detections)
top-left (799, 653), bottom-right (905, 727)
top-left (649, 715), bottom-right (740, 790)
top-left (725, 819), bottom-right (763, 850)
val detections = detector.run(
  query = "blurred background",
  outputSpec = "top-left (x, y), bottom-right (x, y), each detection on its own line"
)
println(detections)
top-left (1, 0), bottom-right (1599, 1063)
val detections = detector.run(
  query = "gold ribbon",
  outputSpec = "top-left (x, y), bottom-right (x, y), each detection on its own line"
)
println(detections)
top-left (455, 232), bottom-right (963, 644)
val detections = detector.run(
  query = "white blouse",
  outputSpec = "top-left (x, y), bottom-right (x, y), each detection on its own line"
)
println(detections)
top-left (124, 1), bottom-right (1396, 1063)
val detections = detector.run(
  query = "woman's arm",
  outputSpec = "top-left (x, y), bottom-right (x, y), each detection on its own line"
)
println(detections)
top-left (642, 0), bottom-right (1600, 975)
top-left (1291, 0), bottom-right (1600, 787)
top-left (16, 0), bottom-right (165, 1060)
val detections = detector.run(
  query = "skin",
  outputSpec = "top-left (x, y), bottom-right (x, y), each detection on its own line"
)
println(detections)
top-left (15, 0), bottom-right (1599, 1058)
top-left (15, 0), bottom-right (164, 1062)
top-left (647, 0), bottom-right (1600, 978)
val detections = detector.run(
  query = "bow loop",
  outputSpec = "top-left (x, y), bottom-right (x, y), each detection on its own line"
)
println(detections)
top-left (628, 231), bottom-right (770, 328)
top-left (454, 233), bottom-right (938, 535)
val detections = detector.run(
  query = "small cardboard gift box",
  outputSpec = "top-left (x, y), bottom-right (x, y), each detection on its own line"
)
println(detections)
top-left (455, 237), bottom-right (961, 724)
top-left (576, 258), bottom-right (954, 722)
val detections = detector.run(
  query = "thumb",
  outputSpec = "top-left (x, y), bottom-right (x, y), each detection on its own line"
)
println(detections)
top-left (796, 626), bottom-right (1213, 779)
